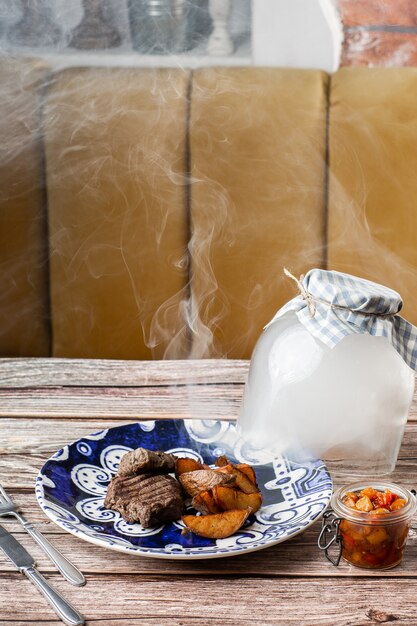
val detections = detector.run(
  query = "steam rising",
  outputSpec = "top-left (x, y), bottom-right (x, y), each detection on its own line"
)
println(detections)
top-left (327, 68), bottom-right (417, 327)
top-left (1, 28), bottom-right (417, 361)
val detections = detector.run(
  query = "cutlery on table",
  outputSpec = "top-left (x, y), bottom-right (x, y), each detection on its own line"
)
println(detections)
top-left (0, 524), bottom-right (84, 626)
top-left (0, 483), bottom-right (85, 586)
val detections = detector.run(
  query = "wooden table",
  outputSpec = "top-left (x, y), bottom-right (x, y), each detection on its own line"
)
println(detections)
top-left (1, 358), bottom-right (417, 626)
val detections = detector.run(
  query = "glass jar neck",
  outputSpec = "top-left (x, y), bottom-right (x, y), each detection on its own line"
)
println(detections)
top-left (331, 481), bottom-right (416, 525)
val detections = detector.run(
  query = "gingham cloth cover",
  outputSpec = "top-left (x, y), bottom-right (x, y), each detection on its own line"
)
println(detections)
top-left (268, 268), bottom-right (417, 371)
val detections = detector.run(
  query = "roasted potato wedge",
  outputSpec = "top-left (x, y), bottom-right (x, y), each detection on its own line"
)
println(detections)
top-left (214, 455), bottom-right (230, 467)
top-left (179, 469), bottom-right (235, 497)
top-left (175, 457), bottom-right (207, 479)
top-left (192, 490), bottom-right (220, 515)
top-left (216, 464), bottom-right (259, 494)
top-left (182, 508), bottom-right (251, 539)
top-left (236, 463), bottom-right (258, 487)
top-left (212, 485), bottom-right (263, 513)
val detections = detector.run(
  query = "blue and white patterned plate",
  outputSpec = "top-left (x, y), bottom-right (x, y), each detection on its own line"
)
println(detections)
top-left (36, 419), bottom-right (332, 560)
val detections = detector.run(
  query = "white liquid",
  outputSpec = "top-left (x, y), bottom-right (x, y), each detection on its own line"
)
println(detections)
top-left (238, 313), bottom-right (415, 473)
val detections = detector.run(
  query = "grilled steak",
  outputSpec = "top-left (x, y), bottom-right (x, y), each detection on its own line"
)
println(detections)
top-left (105, 473), bottom-right (184, 527)
top-left (179, 469), bottom-right (236, 497)
top-left (117, 447), bottom-right (176, 477)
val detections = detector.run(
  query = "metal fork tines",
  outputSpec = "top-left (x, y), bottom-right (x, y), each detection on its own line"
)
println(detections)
top-left (0, 483), bottom-right (85, 586)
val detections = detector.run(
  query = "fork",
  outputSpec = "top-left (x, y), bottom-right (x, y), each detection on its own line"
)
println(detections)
top-left (0, 484), bottom-right (85, 587)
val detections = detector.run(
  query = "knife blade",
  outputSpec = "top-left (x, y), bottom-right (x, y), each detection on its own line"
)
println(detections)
top-left (0, 523), bottom-right (33, 568)
top-left (0, 524), bottom-right (84, 626)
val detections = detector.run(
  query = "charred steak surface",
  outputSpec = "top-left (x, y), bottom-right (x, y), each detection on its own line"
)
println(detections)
top-left (105, 473), bottom-right (184, 528)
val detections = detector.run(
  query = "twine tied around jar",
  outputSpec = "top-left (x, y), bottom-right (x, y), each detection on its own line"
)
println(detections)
top-left (284, 268), bottom-right (317, 317)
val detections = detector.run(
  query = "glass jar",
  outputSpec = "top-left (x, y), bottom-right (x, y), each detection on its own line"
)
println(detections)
top-left (331, 481), bottom-right (416, 569)
top-left (128, 0), bottom-right (210, 54)
top-left (238, 312), bottom-right (415, 473)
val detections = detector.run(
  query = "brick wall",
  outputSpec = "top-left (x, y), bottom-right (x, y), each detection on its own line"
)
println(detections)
top-left (339, 0), bottom-right (417, 66)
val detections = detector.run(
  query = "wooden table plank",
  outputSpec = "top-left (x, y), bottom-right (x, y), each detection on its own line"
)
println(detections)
top-left (1, 359), bottom-right (417, 423)
top-left (0, 358), bottom-right (249, 387)
top-left (1, 574), bottom-right (417, 625)
top-left (2, 418), bottom-right (417, 489)
top-left (2, 617), bottom-right (255, 626)
top-left (2, 383), bottom-right (417, 421)
top-left (0, 622), bottom-right (283, 626)
top-left (3, 417), bottom-right (417, 460)
top-left (2, 358), bottom-right (417, 625)
top-left (1, 519), bottom-right (417, 579)
top-left (0, 385), bottom-right (242, 419)
top-left (1, 416), bottom-right (416, 580)
top-left (4, 451), bottom-right (417, 490)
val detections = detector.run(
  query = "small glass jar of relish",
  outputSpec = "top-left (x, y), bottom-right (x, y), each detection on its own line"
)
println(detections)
top-left (331, 482), bottom-right (416, 569)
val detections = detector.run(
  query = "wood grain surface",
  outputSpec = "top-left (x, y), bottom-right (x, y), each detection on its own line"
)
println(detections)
top-left (0, 358), bottom-right (249, 387)
top-left (1, 358), bottom-right (417, 626)
top-left (2, 575), bottom-right (417, 625)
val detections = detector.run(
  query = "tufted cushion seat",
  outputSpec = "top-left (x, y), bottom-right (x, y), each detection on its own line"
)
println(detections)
top-left (2, 61), bottom-right (417, 358)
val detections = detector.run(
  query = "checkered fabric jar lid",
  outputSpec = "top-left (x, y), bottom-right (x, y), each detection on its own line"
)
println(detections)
top-left (268, 268), bottom-right (417, 371)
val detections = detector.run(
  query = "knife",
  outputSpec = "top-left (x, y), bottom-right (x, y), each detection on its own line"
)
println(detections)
top-left (0, 525), bottom-right (84, 626)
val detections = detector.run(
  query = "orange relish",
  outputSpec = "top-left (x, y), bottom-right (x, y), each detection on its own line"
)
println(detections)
top-left (342, 487), bottom-right (407, 514)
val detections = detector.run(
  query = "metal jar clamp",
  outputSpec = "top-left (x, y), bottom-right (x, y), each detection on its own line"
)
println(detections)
top-left (317, 510), bottom-right (342, 566)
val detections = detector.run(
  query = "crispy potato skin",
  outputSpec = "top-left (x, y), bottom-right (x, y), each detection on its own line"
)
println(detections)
top-left (181, 508), bottom-right (251, 539)
top-left (192, 490), bottom-right (220, 514)
top-left (214, 455), bottom-right (229, 467)
top-left (178, 456), bottom-right (262, 538)
top-left (216, 464), bottom-right (259, 494)
top-left (236, 464), bottom-right (258, 486)
top-left (212, 485), bottom-right (263, 513)
top-left (175, 457), bottom-right (207, 479)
